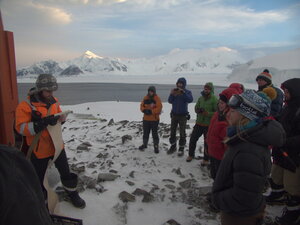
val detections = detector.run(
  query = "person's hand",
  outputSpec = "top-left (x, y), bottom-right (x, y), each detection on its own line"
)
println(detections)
top-left (143, 109), bottom-right (152, 115)
top-left (171, 88), bottom-right (179, 96)
top-left (59, 114), bottom-right (66, 123)
top-left (43, 115), bottom-right (60, 126)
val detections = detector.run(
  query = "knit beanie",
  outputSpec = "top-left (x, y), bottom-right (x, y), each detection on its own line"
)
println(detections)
top-left (148, 86), bottom-right (156, 94)
top-left (219, 88), bottom-right (239, 103)
top-left (256, 69), bottom-right (272, 85)
top-left (36, 74), bottom-right (58, 92)
top-left (231, 89), bottom-right (271, 120)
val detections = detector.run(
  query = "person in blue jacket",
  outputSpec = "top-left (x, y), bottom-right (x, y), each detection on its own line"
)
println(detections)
top-left (168, 77), bottom-right (193, 156)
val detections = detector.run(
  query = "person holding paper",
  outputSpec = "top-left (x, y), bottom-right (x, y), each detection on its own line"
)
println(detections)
top-left (15, 74), bottom-right (86, 209)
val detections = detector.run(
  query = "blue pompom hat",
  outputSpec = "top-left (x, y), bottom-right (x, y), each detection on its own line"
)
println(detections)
top-left (231, 89), bottom-right (271, 120)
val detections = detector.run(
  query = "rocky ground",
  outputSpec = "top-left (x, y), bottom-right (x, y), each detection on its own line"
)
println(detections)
top-left (50, 113), bottom-right (282, 225)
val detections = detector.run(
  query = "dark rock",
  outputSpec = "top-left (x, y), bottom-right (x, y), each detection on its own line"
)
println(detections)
top-left (121, 135), bottom-right (132, 144)
top-left (165, 184), bottom-right (176, 190)
top-left (76, 143), bottom-right (90, 151)
top-left (109, 169), bottom-right (118, 174)
top-left (125, 180), bottom-right (135, 186)
top-left (129, 171), bottom-right (135, 178)
top-left (132, 188), bottom-right (149, 196)
top-left (108, 119), bottom-right (114, 126)
top-left (162, 179), bottom-right (176, 183)
top-left (97, 173), bottom-right (120, 182)
top-left (179, 179), bottom-right (196, 189)
top-left (119, 191), bottom-right (136, 202)
top-left (142, 193), bottom-right (154, 203)
top-left (163, 219), bottom-right (181, 225)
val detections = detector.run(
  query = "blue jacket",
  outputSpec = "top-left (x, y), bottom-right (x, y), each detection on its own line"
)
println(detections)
top-left (271, 85), bottom-right (284, 118)
top-left (168, 77), bottom-right (193, 115)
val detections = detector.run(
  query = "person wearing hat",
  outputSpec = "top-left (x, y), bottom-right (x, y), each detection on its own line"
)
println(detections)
top-left (186, 82), bottom-right (217, 163)
top-left (139, 86), bottom-right (162, 153)
top-left (15, 74), bottom-right (86, 209)
top-left (207, 87), bottom-right (239, 179)
top-left (256, 69), bottom-right (284, 118)
top-left (168, 77), bottom-right (193, 156)
top-left (267, 78), bottom-right (300, 225)
top-left (212, 89), bottom-right (285, 225)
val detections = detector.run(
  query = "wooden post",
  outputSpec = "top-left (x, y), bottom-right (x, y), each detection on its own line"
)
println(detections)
top-left (0, 11), bottom-right (19, 146)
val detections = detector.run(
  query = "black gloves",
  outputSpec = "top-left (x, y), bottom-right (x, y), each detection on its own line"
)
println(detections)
top-left (43, 115), bottom-right (60, 126)
top-left (33, 115), bottom-right (60, 133)
top-left (143, 109), bottom-right (152, 115)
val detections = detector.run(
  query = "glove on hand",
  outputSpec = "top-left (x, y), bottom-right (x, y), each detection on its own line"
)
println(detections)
top-left (143, 109), bottom-right (152, 115)
top-left (43, 115), bottom-right (60, 126)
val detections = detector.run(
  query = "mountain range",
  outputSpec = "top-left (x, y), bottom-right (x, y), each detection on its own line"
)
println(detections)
top-left (17, 47), bottom-right (245, 77)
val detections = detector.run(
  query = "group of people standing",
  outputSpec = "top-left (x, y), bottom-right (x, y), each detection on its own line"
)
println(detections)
top-left (2, 70), bottom-right (299, 225)
top-left (139, 70), bottom-right (300, 225)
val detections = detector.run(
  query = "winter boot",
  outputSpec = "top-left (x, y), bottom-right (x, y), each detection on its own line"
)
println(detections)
top-left (274, 195), bottom-right (300, 225)
top-left (61, 173), bottom-right (86, 209)
top-left (66, 190), bottom-right (86, 209)
top-left (154, 144), bottom-right (159, 154)
top-left (266, 179), bottom-right (287, 205)
top-left (139, 144), bottom-right (147, 151)
top-left (177, 146), bottom-right (184, 157)
top-left (186, 156), bottom-right (193, 162)
top-left (167, 144), bottom-right (176, 154)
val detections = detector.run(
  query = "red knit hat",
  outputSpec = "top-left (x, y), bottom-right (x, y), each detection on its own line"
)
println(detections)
top-left (219, 88), bottom-right (239, 103)
top-left (256, 69), bottom-right (272, 84)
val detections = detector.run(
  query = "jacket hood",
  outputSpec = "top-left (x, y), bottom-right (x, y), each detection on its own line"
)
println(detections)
top-left (204, 82), bottom-right (215, 94)
top-left (148, 86), bottom-right (156, 95)
top-left (219, 88), bottom-right (239, 103)
top-left (281, 78), bottom-right (300, 99)
top-left (176, 77), bottom-right (187, 88)
top-left (226, 120), bottom-right (285, 147)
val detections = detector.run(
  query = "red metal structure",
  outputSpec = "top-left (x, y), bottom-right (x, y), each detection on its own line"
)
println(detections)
top-left (0, 11), bottom-right (18, 146)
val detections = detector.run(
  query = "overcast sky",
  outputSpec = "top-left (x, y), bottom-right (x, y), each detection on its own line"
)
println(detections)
top-left (1, 0), bottom-right (300, 68)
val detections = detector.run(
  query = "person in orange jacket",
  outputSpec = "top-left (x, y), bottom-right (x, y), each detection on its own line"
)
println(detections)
top-left (15, 74), bottom-right (85, 209)
top-left (139, 86), bottom-right (162, 153)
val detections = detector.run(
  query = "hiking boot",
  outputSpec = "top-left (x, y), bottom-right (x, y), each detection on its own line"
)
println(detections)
top-left (66, 191), bottom-right (86, 209)
top-left (167, 144), bottom-right (176, 154)
top-left (139, 144), bottom-right (147, 151)
top-left (154, 144), bottom-right (159, 154)
top-left (186, 156), bottom-right (193, 162)
top-left (274, 208), bottom-right (300, 225)
top-left (265, 191), bottom-right (287, 205)
top-left (177, 146), bottom-right (184, 157)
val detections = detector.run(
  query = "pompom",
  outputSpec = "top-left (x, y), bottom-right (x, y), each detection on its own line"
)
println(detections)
top-left (262, 87), bottom-right (277, 101)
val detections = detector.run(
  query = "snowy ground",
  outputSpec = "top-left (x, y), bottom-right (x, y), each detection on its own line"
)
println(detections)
top-left (43, 101), bottom-right (285, 225)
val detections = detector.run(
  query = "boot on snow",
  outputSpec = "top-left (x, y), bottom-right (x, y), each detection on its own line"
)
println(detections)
top-left (167, 144), bottom-right (176, 154)
top-left (177, 146), bottom-right (184, 157)
top-left (139, 144), bottom-right (147, 151)
top-left (154, 144), bottom-right (159, 154)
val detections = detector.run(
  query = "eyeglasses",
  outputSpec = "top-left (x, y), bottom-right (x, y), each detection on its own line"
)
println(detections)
top-left (228, 94), bottom-right (266, 118)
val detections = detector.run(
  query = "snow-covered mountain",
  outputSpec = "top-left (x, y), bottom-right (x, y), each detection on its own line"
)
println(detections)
top-left (17, 47), bottom-right (245, 77)
top-left (228, 48), bottom-right (300, 85)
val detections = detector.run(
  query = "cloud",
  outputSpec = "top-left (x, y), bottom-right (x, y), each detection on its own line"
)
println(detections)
top-left (29, 2), bottom-right (72, 25)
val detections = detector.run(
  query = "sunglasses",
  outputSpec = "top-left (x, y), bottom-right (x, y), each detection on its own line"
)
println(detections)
top-left (228, 95), bottom-right (266, 118)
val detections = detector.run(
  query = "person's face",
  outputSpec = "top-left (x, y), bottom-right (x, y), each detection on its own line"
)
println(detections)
top-left (177, 82), bottom-right (184, 88)
top-left (283, 88), bottom-right (291, 101)
top-left (228, 108), bottom-right (243, 126)
top-left (203, 87), bottom-right (211, 95)
top-left (148, 90), bottom-right (154, 97)
top-left (41, 90), bottom-right (53, 101)
top-left (218, 100), bottom-right (227, 112)
top-left (257, 78), bottom-right (268, 87)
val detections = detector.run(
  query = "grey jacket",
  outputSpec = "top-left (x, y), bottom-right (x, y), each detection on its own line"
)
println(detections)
top-left (212, 120), bottom-right (285, 217)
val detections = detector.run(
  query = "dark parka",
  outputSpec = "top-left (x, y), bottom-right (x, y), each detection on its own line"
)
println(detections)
top-left (212, 120), bottom-right (285, 217)
top-left (273, 78), bottom-right (300, 168)
top-left (0, 145), bottom-right (53, 225)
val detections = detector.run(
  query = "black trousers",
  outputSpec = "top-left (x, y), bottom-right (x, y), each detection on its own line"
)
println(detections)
top-left (210, 157), bottom-right (221, 179)
top-left (31, 150), bottom-right (72, 193)
top-left (188, 124), bottom-right (208, 159)
top-left (169, 114), bottom-right (187, 147)
top-left (143, 120), bottom-right (159, 146)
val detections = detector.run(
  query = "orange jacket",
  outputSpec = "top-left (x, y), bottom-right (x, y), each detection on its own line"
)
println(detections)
top-left (140, 95), bottom-right (162, 121)
top-left (15, 95), bottom-right (62, 159)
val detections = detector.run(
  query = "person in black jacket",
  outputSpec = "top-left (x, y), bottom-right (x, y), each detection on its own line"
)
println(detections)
top-left (256, 69), bottom-right (284, 119)
top-left (0, 144), bottom-right (53, 225)
top-left (212, 89), bottom-right (285, 225)
top-left (266, 78), bottom-right (300, 225)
